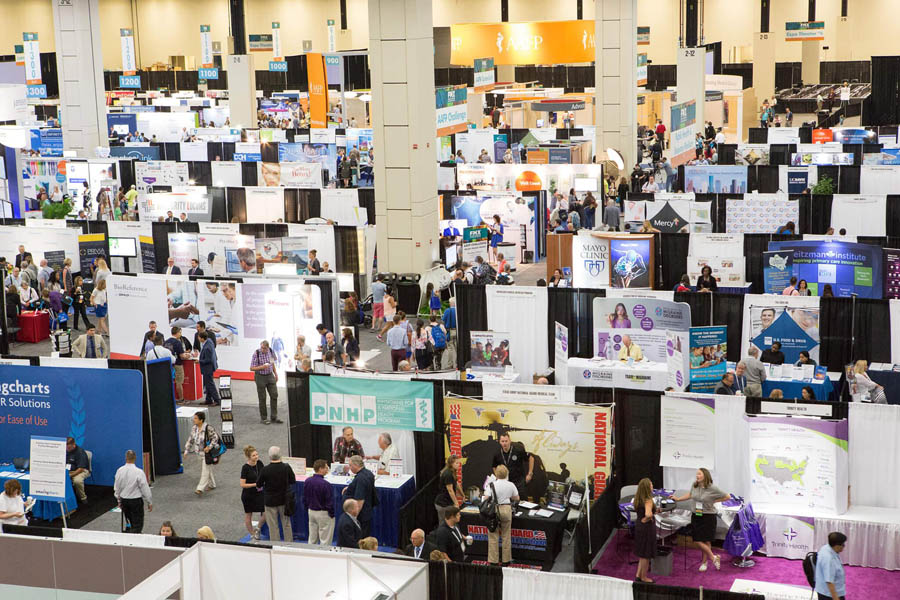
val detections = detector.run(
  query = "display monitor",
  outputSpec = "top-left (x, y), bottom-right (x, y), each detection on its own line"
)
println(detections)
top-left (574, 178), bottom-right (598, 192)
top-left (109, 237), bottom-right (137, 257)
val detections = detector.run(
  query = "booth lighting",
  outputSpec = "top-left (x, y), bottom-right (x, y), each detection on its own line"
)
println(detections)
top-left (359, 94), bottom-right (372, 102)
top-left (188, 179), bottom-right (196, 185)
top-left (606, 147), bottom-right (625, 171)
top-left (344, 91), bottom-right (358, 99)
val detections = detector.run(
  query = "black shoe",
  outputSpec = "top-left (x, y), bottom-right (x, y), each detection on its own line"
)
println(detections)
top-left (262, 419), bottom-right (270, 424)
top-left (272, 418), bottom-right (284, 424)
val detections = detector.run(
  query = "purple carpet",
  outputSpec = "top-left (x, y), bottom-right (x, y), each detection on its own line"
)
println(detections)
top-left (594, 531), bottom-right (896, 596)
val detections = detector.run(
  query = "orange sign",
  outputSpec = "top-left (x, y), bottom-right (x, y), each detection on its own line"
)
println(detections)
top-left (515, 170), bottom-right (542, 191)
top-left (450, 21), bottom-right (595, 66)
top-left (307, 52), bottom-right (329, 129)
top-left (812, 129), bottom-right (833, 144)
top-left (526, 150), bottom-right (549, 164)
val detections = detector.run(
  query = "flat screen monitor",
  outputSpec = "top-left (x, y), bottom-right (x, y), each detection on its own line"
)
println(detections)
top-left (574, 178), bottom-right (598, 192)
top-left (109, 237), bottom-right (137, 257)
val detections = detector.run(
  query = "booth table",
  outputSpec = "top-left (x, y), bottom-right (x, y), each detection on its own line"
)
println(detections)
top-left (0, 470), bottom-right (76, 521)
top-left (286, 474), bottom-right (415, 548)
top-left (180, 359), bottom-right (203, 401)
top-left (459, 504), bottom-right (567, 569)
top-left (762, 376), bottom-right (834, 401)
top-left (17, 311), bottom-right (50, 343)
top-left (566, 358), bottom-right (669, 391)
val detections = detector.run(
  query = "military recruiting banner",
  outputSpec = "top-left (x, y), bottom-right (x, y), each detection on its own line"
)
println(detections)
top-left (444, 397), bottom-right (612, 498)
top-left (309, 375), bottom-right (434, 432)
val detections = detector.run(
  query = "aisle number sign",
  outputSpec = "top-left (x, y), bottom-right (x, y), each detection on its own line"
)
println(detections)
top-left (120, 28), bottom-right (136, 75)
top-left (23, 33), bottom-right (46, 98)
top-left (200, 24), bottom-right (213, 68)
top-left (270, 22), bottom-right (286, 72)
top-left (14, 44), bottom-right (24, 67)
top-left (785, 21), bottom-right (824, 41)
top-left (327, 19), bottom-right (336, 53)
top-left (450, 21), bottom-right (595, 66)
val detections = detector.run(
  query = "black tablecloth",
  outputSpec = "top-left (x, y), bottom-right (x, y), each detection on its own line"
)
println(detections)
top-left (459, 506), bottom-right (567, 569)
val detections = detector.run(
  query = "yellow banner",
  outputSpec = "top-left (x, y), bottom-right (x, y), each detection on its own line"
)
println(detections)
top-left (451, 21), bottom-right (596, 66)
top-left (307, 52), bottom-right (329, 129)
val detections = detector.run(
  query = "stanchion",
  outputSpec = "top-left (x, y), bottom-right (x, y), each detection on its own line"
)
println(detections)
top-left (219, 377), bottom-right (234, 448)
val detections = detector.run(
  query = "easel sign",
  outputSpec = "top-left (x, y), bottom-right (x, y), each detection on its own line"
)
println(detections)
top-left (30, 436), bottom-right (69, 525)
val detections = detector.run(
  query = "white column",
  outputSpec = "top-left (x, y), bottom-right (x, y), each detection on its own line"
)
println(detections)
top-left (594, 0), bottom-right (637, 170)
top-left (834, 16), bottom-right (851, 61)
top-left (368, 0), bottom-right (439, 274)
top-left (52, 0), bottom-right (106, 154)
top-left (676, 47), bottom-right (706, 139)
top-left (227, 55), bottom-right (256, 129)
top-left (752, 33), bottom-right (776, 110)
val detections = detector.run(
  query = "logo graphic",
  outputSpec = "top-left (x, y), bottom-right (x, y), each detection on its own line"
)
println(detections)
top-left (783, 527), bottom-right (798, 541)
top-left (585, 259), bottom-right (605, 276)
top-left (769, 254), bottom-right (788, 270)
top-left (582, 30), bottom-right (588, 49)
top-left (496, 32), bottom-right (504, 53)
top-left (583, 370), bottom-right (592, 379)
top-left (672, 451), bottom-right (681, 460)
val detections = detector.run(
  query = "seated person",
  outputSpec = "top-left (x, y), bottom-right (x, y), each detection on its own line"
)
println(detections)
top-left (618, 335), bottom-right (644, 361)
top-left (332, 426), bottom-right (364, 463)
top-left (760, 341), bottom-right (785, 365)
top-left (66, 437), bottom-right (90, 504)
top-left (795, 350), bottom-right (817, 367)
top-left (714, 373), bottom-right (735, 395)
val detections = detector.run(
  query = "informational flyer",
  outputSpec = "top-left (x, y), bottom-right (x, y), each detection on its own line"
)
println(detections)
top-left (29, 436), bottom-right (67, 501)
top-left (659, 393), bottom-right (715, 468)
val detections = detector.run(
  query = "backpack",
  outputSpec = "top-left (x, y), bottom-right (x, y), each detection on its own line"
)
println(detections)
top-left (431, 325), bottom-right (447, 349)
top-left (479, 482), bottom-right (499, 532)
top-left (802, 551), bottom-right (817, 587)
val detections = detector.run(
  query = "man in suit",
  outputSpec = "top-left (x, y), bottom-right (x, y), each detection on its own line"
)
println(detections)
top-left (404, 528), bottom-right (437, 560)
top-left (188, 258), bottom-right (204, 277)
top-left (337, 498), bottom-right (362, 549)
top-left (434, 506), bottom-right (467, 562)
top-left (14, 245), bottom-right (29, 269)
top-left (193, 321), bottom-right (216, 351)
top-left (714, 372), bottom-right (736, 395)
top-left (165, 211), bottom-right (179, 223)
top-left (197, 331), bottom-right (220, 405)
top-left (139, 320), bottom-right (164, 357)
top-left (343, 456), bottom-right (376, 537)
top-left (731, 362), bottom-right (749, 394)
top-left (73, 326), bottom-right (108, 358)
top-left (164, 257), bottom-right (182, 276)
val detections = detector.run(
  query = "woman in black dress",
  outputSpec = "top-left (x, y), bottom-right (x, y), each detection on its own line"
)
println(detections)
top-left (633, 478), bottom-right (658, 583)
top-left (239, 445), bottom-right (266, 540)
top-left (696, 265), bottom-right (718, 293)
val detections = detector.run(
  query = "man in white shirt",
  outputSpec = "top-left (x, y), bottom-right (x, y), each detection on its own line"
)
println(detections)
top-left (146, 338), bottom-right (175, 364)
top-left (483, 465), bottom-right (520, 566)
top-left (370, 433), bottom-right (399, 475)
top-left (37, 259), bottom-right (52, 291)
top-left (114, 450), bottom-right (152, 533)
top-left (714, 128), bottom-right (726, 145)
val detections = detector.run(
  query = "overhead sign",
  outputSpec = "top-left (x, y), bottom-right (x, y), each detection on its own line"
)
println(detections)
top-left (270, 21), bottom-right (285, 71)
top-left (23, 32), bottom-right (45, 99)
top-left (307, 52), bottom-right (328, 128)
top-left (473, 57), bottom-right (495, 93)
top-left (436, 84), bottom-right (469, 136)
top-left (530, 99), bottom-right (586, 112)
top-left (327, 18), bottom-right (336, 52)
top-left (637, 26), bottom-right (650, 45)
top-left (785, 21), bottom-right (824, 41)
top-left (450, 20), bottom-right (595, 66)
top-left (199, 24), bottom-right (213, 68)
top-left (120, 28), bottom-right (136, 75)
top-left (637, 53), bottom-right (648, 87)
top-left (249, 34), bottom-right (273, 51)
top-left (309, 375), bottom-right (435, 432)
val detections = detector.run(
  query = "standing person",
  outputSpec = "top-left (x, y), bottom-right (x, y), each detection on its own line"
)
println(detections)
top-left (661, 156), bottom-right (676, 191)
top-left (14, 245), bottom-right (28, 269)
top-left (93, 258), bottom-right (111, 287)
top-left (166, 327), bottom-right (192, 404)
top-left (797, 279), bottom-right (811, 296)
top-left (385, 315), bottom-right (408, 370)
top-left (442, 297), bottom-right (457, 368)
top-left (257, 446), bottom-right (296, 542)
top-left (198, 331), bottom-right (220, 406)
top-left (655, 118), bottom-right (666, 147)
top-left (434, 506), bottom-right (467, 562)
top-left (632, 478), bottom-right (658, 583)
top-left (73, 325), bottom-right (108, 358)
top-left (183, 411), bottom-right (220, 495)
top-left (426, 282), bottom-right (441, 317)
top-left (337, 498), bottom-right (362, 548)
top-left (0, 479), bottom-right (28, 527)
top-left (308, 249), bottom-right (322, 275)
top-left (492, 432), bottom-right (534, 498)
top-left (484, 465), bottom-right (520, 566)
top-left (376, 287), bottom-right (397, 339)
top-left (784, 105), bottom-right (793, 127)
top-left (672, 468), bottom-right (730, 572)
top-left (250, 340), bottom-right (281, 424)
top-left (304, 459), bottom-right (335, 545)
top-left (368, 433), bottom-right (399, 475)
top-left (815, 532), bottom-right (848, 600)
top-left (71, 277), bottom-right (92, 330)
top-left (743, 347), bottom-right (767, 396)
top-left (413, 318), bottom-right (433, 371)
top-left (239, 445), bottom-right (266, 540)
top-left (65, 437), bottom-right (91, 504)
top-left (90, 278), bottom-right (109, 335)
top-left (343, 456), bottom-right (376, 537)
top-left (341, 328), bottom-right (360, 364)
top-left (429, 315), bottom-right (447, 370)
top-left (193, 321), bottom-right (216, 351)
top-left (370, 274), bottom-right (387, 332)
top-left (488, 214), bottom-right (504, 263)
top-left (114, 450), bottom-right (153, 533)
top-left (140, 321), bottom-right (164, 356)
top-left (782, 276), bottom-right (800, 296)
top-left (294, 335), bottom-right (312, 363)
top-left (61, 258), bottom-right (74, 295)
top-left (603, 198), bottom-right (620, 231)
top-left (435, 455), bottom-right (464, 522)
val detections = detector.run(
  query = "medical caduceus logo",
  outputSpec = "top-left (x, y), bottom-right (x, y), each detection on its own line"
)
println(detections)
top-left (496, 32), bottom-right (504, 53)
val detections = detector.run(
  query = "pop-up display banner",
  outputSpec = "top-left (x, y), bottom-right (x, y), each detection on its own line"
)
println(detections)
top-left (571, 232), bottom-right (655, 289)
top-left (742, 294), bottom-right (821, 364)
top-left (0, 364), bottom-right (143, 486)
top-left (767, 239), bottom-right (884, 298)
top-left (592, 296), bottom-right (691, 364)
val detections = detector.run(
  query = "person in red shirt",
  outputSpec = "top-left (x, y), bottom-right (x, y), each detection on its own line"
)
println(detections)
top-left (655, 119), bottom-right (667, 148)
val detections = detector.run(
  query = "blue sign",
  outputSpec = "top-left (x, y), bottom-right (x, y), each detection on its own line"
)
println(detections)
top-left (787, 171), bottom-right (809, 194)
top-left (109, 145), bottom-right (160, 160)
top-left (198, 67), bottom-right (219, 80)
top-left (751, 311), bottom-right (818, 365)
top-left (768, 240), bottom-right (883, 298)
top-left (107, 113), bottom-right (138, 137)
top-left (269, 61), bottom-right (287, 72)
top-left (689, 326), bottom-right (728, 393)
top-left (610, 238), bottom-right (651, 288)
top-left (29, 128), bottom-right (63, 157)
top-left (0, 365), bottom-right (144, 486)
top-left (119, 75), bottom-right (141, 88)
top-left (26, 84), bottom-right (47, 99)
top-left (763, 251), bottom-right (795, 293)
top-left (832, 127), bottom-right (876, 145)
top-left (278, 142), bottom-right (305, 162)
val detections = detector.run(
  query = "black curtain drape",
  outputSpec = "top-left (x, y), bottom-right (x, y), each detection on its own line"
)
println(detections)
top-left (866, 56), bottom-right (900, 126)
top-left (798, 195), bottom-right (833, 234)
top-left (546, 287), bottom-right (605, 365)
top-left (674, 291), bottom-right (712, 326)
top-left (633, 583), bottom-right (764, 600)
top-left (614, 389), bottom-right (664, 486)
top-left (755, 165), bottom-right (780, 192)
top-left (712, 293), bottom-right (746, 363)
top-left (286, 372), bottom-right (332, 461)
top-left (819, 297), bottom-right (892, 371)
top-left (454, 283), bottom-right (488, 369)
top-left (429, 562), bottom-right (503, 600)
top-left (838, 166), bottom-right (861, 193)
top-left (658, 234), bottom-right (690, 291)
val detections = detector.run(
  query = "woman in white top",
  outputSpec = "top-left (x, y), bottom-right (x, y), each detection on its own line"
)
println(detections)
top-left (483, 465), bottom-right (520, 566)
top-left (851, 360), bottom-right (886, 403)
top-left (93, 258), bottom-right (111, 286)
top-left (90, 278), bottom-right (109, 335)
top-left (377, 290), bottom-right (398, 338)
top-left (0, 479), bottom-right (28, 527)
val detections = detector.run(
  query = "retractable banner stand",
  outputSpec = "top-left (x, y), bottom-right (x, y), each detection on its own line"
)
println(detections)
top-left (78, 233), bottom-right (108, 275)
top-left (444, 398), bottom-right (612, 497)
top-left (726, 195), bottom-right (799, 234)
top-left (660, 393), bottom-right (716, 468)
top-left (307, 52), bottom-right (328, 128)
top-left (0, 365), bottom-right (144, 486)
top-left (742, 294), bottom-right (820, 363)
top-left (688, 326), bottom-right (727, 392)
top-left (592, 296), bottom-right (691, 363)
top-left (554, 322), bottom-right (568, 384)
top-left (309, 376), bottom-right (434, 431)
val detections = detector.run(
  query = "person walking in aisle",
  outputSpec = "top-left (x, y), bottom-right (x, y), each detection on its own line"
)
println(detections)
top-left (198, 331), bottom-right (220, 406)
top-left (183, 411), bottom-right (220, 496)
top-left (304, 459), bottom-right (335, 545)
top-left (114, 450), bottom-right (153, 533)
top-left (249, 340), bottom-right (281, 424)
top-left (258, 446), bottom-right (296, 542)
top-left (385, 315), bottom-right (408, 370)
top-left (815, 532), bottom-right (848, 600)
top-left (370, 274), bottom-right (387, 332)
top-left (71, 277), bottom-right (92, 330)
top-left (413, 318), bottom-right (434, 371)
top-left (90, 279), bottom-right (108, 335)
top-left (672, 468), bottom-right (730, 572)
top-left (239, 445), bottom-right (266, 541)
top-left (484, 465), bottom-right (519, 566)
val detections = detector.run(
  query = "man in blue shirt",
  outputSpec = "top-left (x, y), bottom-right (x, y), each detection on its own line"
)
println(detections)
top-left (442, 297), bottom-right (457, 330)
top-left (343, 456), bottom-right (376, 537)
top-left (385, 315), bottom-right (408, 371)
top-left (371, 275), bottom-right (387, 332)
top-left (815, 532), bottom-right (847, 600)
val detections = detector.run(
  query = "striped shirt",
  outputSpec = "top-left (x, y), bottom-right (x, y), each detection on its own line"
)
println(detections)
top-left (251, 347), bottom-right (278, 375)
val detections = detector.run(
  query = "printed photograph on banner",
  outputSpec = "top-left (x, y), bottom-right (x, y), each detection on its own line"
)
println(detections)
top-left (768, 239), bottom-right (884, 298)
top-left (610, 237), bottom-right (651, 288)
top-left (684, 165), bottom-right (748, 193)
top-left (688, 256), bottom-right (746, 286)
top-left (444, 397), bottom-right (612, 498)
top-left (748, 303), bottom-right (820, 363)
top-left (243, 282), bottom-right (322, 369)
top-left (197, 233), bottom-right (255, 276)
top-left (735, 144), bottom-right (770, 166)
top-left (592, 296), bottom-right (691, 362)
top-left (255, 238), bottom-right (283, 273)
top-left (469, 331), bottom-right (512, 373)
top-left (688, 326), bottom-right (728, 393)
top-left (282, 237), bottom-right (310, 274)
top-left (166, 232), bottom-right (198, 270)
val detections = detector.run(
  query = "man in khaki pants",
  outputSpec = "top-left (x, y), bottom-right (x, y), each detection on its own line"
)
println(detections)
top-left (484, 465), bottom-right (520, 566)
top-left (304, 459), bottom-right (335, 545)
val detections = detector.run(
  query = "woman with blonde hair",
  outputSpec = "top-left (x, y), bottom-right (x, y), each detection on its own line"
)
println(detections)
top-left (93, 257), bottom-right (111, 286)
top-left (672, 468), bottom-right (730, 572)
top-left (358, 536), bottom-right (379, 551)
top-left (90, 278), bottom-right (109, 335)
top-left (851, 360), bottom-right (886, 403)
top-left (239, 445), bottom-right (266, 540)
top-left (632, 478), bottom-right (657, 583)
top-left (196, 525), bottom-right (216, 541)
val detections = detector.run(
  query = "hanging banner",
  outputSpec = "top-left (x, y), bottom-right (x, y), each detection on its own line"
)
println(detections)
top-left (120, 28), bottom-right (136, 75)
top-left (637, 26), bottom-right (650, 45)
top-left (309, 375), bottom-right (434, 431)
top-left (763, 515), bottom-right (816, 560)
top-left (307, 52), bottom-right (328, 128)
top-left (23, 32), bottom-right (46, 99)
top-left (450, 20), bottom-right (595, 66)
top-left (248, 34), bottom-right (273, 52)
top-left (444, 397), bottom-right (612, 497)
top-left (327, 19), bottom-right (336, 53)
top-left (270, 21), bottom-right (286, 71)
top-left (15, 44), bottom-right (24, 67)
top-left (473, 57), bottom-right (495, 93)
top-left (688, 326), bottom-right (727, 393)
top-left (637, 53), bottom-right (648, 87)
top-left (199, 24), bottom-right (213, 68)
top-left (257, 162), bottom-right (323, 188)
top-left (660, 393), bottom-right (716, 468)
top-left (436, 84), bottom-right (469, 137)
top-left (785, 21), bottom-right (825, 42)
top-left (670, 100), bottom-right (697, 166)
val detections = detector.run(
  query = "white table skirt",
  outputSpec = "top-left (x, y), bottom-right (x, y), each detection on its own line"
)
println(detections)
top-left (566, 358), bottom-right (669, 391)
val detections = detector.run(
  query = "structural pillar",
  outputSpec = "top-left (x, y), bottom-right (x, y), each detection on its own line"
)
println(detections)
top-left (227, 55), bottom-right (256, 129)
top-left (369, 0), bottom-right (439, 274)
top-left (802, 0), bottom-right (820, 84)
top-left (51, 0), bottom-right (106, 154)
top-left (752, 32), bottom-right (775, 107)
top-left (594, 0), bottom-right (637, 170)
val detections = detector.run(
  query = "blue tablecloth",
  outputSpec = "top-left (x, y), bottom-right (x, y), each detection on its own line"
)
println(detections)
top-left (264, 476), bottom-right (415, 548)
top-left (0, 471), bottom-right (77, 521)
top-left (763, 376), bottom-right (834, 401)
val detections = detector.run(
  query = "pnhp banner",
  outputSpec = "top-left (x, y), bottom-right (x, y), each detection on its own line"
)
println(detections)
top-left (450, 20), bottom-right (595, 66)
top-left (307, 52), bottom-right (329, 128)
top-left (444, 397), bottom-right (612, 497)
top-left (436, 84), bottom-right (468, 136)
top-left (309, 375), bottom-right (434, 432)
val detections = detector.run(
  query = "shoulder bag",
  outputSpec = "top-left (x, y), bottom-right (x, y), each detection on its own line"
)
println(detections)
top-left (479, 482), bottom-right (499, 532)
top-left (283, 464), bottom-right (297, 516)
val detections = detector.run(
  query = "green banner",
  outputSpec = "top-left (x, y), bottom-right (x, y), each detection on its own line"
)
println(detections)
top-left (309, 376), bottom-right (434, 431)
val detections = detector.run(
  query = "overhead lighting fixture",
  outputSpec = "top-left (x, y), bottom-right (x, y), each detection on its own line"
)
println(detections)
top-left (606, 147), bottom-right (625, 171)
top-left (343, 91), bottom-right (358, 99)
top-left (359, 94), bottom-right (372, 102)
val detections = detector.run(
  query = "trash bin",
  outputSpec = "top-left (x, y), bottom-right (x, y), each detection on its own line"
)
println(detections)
top-left (651, 546), bottom-right (673, 576)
